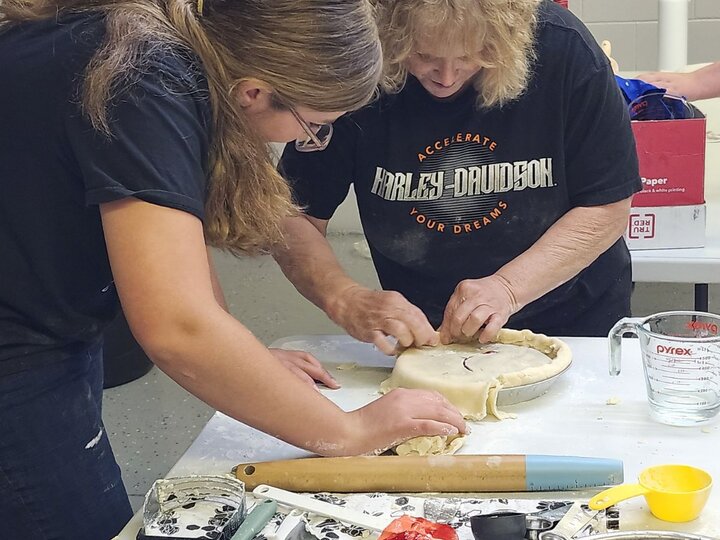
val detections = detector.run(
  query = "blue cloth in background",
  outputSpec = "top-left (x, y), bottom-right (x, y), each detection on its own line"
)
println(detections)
top-left (614, 74), bottom-right (664, 104)
top-left (614, 75), bottom-right (694, 121)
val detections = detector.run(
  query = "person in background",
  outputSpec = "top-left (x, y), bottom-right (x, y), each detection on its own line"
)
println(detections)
top-left (637, 61), bottom-right (720, 101)
top-left (0, 1), bottom-right (466, 537)
top-left (274, 0), bottom-right (642, 355)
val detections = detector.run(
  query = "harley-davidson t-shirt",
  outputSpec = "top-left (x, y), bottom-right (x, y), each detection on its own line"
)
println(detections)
top-left (280, 1), bottom-right (641, 334)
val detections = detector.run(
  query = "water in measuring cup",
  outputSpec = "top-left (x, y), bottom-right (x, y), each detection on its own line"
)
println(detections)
top-left (642, 343), bottom-right (720, 426)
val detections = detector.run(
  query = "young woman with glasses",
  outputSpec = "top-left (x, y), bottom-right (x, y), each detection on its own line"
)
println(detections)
top-left (0, 1), bottom-right (466, 537)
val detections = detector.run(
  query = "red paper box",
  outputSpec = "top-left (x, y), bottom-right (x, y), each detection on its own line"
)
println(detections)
top-left (630, 114), bottom-right (706, 207)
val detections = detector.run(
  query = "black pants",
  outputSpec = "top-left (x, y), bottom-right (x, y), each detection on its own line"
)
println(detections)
top-left (0, 342), bottom-right (133, 540)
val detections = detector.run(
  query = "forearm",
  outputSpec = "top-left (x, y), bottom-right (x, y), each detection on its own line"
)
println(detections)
top-left (101, 200), bottom-right (462, 456)
top-left (275, 216), bottom-right (438, 351)
top-left (273, 216), bottom-right (360, 317)
top-left (692, 62), bottom-right (720, 100)
top-left (496, 198), bottom-right (631, 310)
top-left (102, 201), bottom-right (354, 454)
top-left (142, 306), bottom-right (355, 455)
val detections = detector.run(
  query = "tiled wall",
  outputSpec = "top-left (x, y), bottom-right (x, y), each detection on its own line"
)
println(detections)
top-left (570, 0), bottom-right (720, 70)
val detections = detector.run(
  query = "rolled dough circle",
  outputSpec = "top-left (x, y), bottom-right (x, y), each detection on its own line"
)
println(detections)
top-left (380, 329), bottom-right (571, 421)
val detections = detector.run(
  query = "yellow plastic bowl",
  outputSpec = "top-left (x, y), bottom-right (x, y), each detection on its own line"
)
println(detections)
top-left (589, 464), bottom-right (712, 523)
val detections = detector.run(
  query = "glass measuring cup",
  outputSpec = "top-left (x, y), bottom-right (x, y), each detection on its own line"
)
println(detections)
top-left (588, 464), bottom-right (712, 523)
top-left (608, 311), bottom-right (720, 426)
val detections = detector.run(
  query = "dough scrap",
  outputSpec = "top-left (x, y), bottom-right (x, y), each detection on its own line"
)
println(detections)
top-left (380, 329), bottom-right (571, 421)
top-left (393, 434), bottom-right (465, 456)
top-left (336, 362), bottom-right (358, 371)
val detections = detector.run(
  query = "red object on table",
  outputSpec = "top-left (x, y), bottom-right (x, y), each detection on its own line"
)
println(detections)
top-left (378, 516), bottom-right (459, 540)
top-left (554, 0), bottom-right (569, 7)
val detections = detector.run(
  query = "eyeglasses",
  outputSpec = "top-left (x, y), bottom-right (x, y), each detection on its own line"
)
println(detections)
top-left (286, 106), bottom-right (333, 152)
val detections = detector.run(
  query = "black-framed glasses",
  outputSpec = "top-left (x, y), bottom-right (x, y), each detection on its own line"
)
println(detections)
top-left (286, 106), bottom-right (333, 152)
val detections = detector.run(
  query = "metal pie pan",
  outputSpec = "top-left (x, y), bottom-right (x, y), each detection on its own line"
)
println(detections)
top-left (584, 532), bottom-right (716, 540)
top-left (496, 362), bottom-right (572, 406)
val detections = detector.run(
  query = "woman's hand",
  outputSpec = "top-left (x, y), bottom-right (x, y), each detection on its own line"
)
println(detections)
top-left (345, 388), bottom-right (467, 455)
top-left (636, 70), bottom-right (703, 101)
top-left (438, 275), bottom-right (518, 344)
top-left (269, 348), bottom-right (340, 389)
top-left (327, 285), bottom-right (439, 355)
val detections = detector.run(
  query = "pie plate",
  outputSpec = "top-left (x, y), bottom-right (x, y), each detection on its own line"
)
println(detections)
top-left (496, 362), bottom-right (572, 406)
top-left (586, 533), bottom-right (715, 540)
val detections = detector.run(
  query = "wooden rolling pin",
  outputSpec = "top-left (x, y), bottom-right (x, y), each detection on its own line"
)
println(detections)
top-left (234, 454), bottom-right (623, 492)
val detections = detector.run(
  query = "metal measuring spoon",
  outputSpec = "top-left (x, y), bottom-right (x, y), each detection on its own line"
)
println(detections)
top-left (524, 517), bottom-right (553, 540)
top-left (538, 502), bottom-right (601, 540)
top-left (528, 502), bottom-right (575, 524)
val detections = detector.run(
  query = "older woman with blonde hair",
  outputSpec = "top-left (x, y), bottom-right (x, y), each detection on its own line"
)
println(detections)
top-left (0, 0), bottom-right (467, 537)
top-left (275, 0), bottom-right (642, 352)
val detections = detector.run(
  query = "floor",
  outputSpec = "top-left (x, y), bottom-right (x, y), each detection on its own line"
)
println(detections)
top-left (102, 232), bottom-right (720, 511)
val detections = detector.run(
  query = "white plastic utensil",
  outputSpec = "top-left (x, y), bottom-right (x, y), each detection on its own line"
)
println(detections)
top-left (272, 510), bottom-right (306, 540)
top-left (253, 484), bottom-right (387, 532)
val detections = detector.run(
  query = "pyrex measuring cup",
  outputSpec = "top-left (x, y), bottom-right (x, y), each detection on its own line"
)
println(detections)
top-left (588, 464), bottom-right (712, 523)
top-left (608, 311), bottom-right (720, 426)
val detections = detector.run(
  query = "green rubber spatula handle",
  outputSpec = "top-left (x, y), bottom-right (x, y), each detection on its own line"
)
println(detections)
top-left (231, 499), bottom-right (278, 540)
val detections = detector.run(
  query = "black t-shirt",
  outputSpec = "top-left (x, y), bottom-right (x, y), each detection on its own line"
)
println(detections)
top-left (280, 1), bottom-right (641, 333)
top-left (0, 14), bottom-right (211, 374)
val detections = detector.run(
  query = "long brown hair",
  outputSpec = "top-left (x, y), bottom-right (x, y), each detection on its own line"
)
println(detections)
top-left (1, 0), bottom-right (382, 254)
top-left (374, 0), bottom-right (540, 109)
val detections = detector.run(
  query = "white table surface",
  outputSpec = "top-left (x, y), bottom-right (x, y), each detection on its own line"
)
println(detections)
top-left (629, 83), bottom-right (720, 285)
top-left (116, 335), bottom-right (720, 539)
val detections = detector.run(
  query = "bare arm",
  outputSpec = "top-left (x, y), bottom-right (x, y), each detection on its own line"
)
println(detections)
top-left (440, 197), bottom-right (633, 342)
top-left (272, 215), bottom-right (356, 314)
top-left (273, 215), bottom-right (438, 353)
top-left (101, 199), bottom-right (464, 455)
top-left (206, 247), bottom-right (228, 311)
top-left (206, 245), bottom-right (337, 388)
top-left (637, 62), bottom-right (720, 101)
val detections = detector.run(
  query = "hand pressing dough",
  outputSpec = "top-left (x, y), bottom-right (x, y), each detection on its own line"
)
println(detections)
top-left (393, 434), bottom-right (465, 456)
top-left (380, 329), bottom-right (571, 421)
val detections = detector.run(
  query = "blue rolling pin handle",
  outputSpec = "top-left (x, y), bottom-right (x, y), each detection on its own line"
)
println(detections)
top-left (525, 455), bottom-right (624, 491)
top-left (231, 499), bottom-right (278, 540)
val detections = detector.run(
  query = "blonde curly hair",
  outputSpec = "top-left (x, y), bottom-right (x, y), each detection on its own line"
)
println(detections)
top-left (374, 0), bottom-right (540, 109)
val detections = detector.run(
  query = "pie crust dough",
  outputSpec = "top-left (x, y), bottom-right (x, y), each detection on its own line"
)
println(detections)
top-left (380, 329), bottom-right (572, 421)
top-left (393, 434), bottom-right (465, 456)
